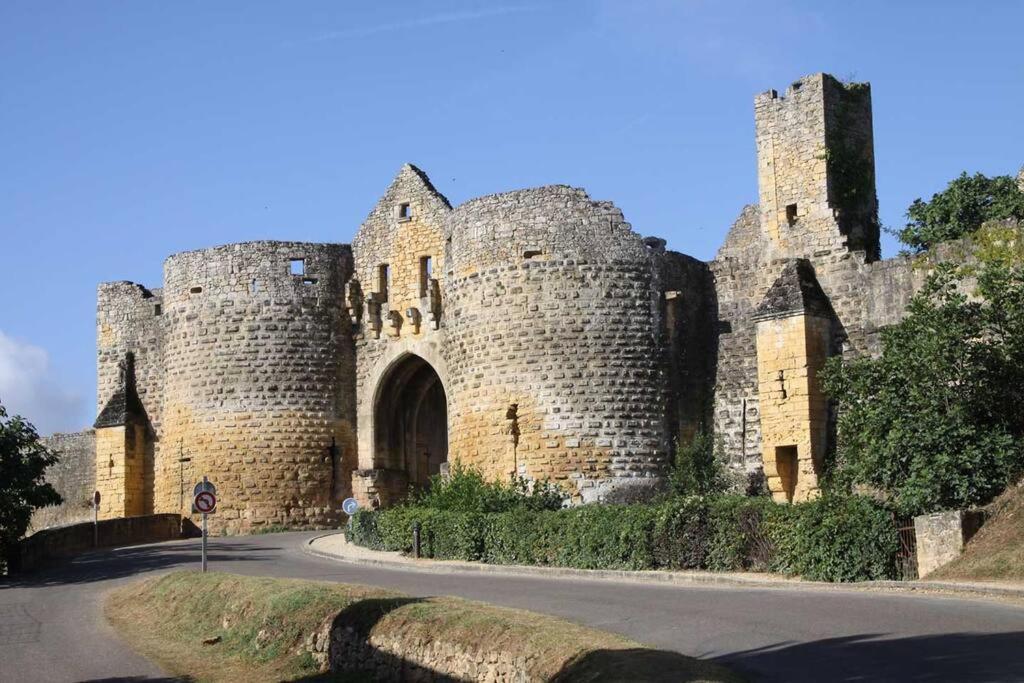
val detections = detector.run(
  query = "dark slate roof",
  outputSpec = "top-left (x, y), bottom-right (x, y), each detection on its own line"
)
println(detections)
top-left (753, 259), bottom-right (833, 320)
top-left (93, 387), bottom-right (145, 429)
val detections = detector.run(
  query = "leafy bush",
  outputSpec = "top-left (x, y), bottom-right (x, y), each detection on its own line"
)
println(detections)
top-left (350, 494), bottom-right (897, 582)
top-left (414, 463), bottom-right (564, 513)
top-left (821, 240), bottom-right (1024, 516)
top-left (347, 509), bottom-right (382, 550)
top-left (783, 496), bottom-right (898, 582)
top-left (669, 431), bottom-right (730, 496)
top-left (897, 171), bottom-right (1024, 252)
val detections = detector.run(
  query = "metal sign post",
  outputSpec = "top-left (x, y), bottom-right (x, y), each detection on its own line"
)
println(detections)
top-left (342, 497), bottom-right (359, 535)
top-left (192, 476), bottom-right (217, 573)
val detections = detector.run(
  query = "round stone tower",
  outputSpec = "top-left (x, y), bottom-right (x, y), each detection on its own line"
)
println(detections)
top-left (156, 241), bottom-right (354, 533)
top-left (442, 186), bottom-right (668, 502)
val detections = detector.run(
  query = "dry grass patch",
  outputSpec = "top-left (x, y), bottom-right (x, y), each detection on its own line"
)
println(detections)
top-left (930, 480), bottom-right (1024, 582)
top-left (106, 571), bottom-right (740, 682)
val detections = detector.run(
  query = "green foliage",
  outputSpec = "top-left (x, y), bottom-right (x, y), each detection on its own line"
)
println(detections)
top-left (0, 403), bottom-right (62, 571)
top-left (821, 241), bottom-right (1024, 516)
top-left (783, 495), bottom-right (898, 582)
top-left (669, 430), bottom-right (731, 496)
top-left (897, 172), bottom-right (1024, 252)
top-left (413, 462), bottom-right (564, 513)
top-left (350, 494), bottom-right (898, 582)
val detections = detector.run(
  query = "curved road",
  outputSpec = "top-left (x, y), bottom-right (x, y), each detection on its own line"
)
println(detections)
top-left (1, 532), bottom-right (1022, 682)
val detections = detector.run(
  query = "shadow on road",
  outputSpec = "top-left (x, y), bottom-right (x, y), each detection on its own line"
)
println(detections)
top-left (80, 678), bottom-right (192, 682)
top-left (0, 540), bottom-right (276, 588)
top-left (715, 630), bottom-right (1024, 682)
top-left (551, 648), bottom-right (729, 682)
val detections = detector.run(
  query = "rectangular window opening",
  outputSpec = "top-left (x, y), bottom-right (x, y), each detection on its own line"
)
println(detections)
top-left (419, 255), bottom-right (433, 297)
top-left (785, 203), bottom-right (798, 226)
top-left (290, 258), bottom-right (305, 276)
top-left (251, 279), bottom-right (260, 295)
top-left (398, 203), bottom-right (412, 220)
top-left (523, 249), bottom-right (543, 259)
top-left (775, 445), bottom-right (799, 503)
top-left (189, 286), bottom-right (202, 295)
top-left (378, 264), bottom-right (391, 301)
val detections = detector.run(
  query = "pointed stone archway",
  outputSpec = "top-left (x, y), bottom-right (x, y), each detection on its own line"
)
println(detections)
top-left (372, 353), bottom-right (449, 489)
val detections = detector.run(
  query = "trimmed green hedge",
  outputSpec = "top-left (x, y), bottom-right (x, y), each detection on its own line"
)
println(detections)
top-left (348, 494), bottom-right (899, 582)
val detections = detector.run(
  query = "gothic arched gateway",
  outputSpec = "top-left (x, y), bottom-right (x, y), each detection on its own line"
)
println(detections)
top-left (372, 353), bottom-right (448, 489)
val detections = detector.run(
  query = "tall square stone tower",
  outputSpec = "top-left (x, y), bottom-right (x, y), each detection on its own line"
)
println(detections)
top-left (755, 73), bottom-right (879, 261)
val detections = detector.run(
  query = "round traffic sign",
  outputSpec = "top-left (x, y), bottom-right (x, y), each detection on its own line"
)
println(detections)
top-left (194, 490), bottom-right (217, 514)
top-left (342, 497), bottom-right (359, 515)
top-left (193, 480), bottom-right (216, 497)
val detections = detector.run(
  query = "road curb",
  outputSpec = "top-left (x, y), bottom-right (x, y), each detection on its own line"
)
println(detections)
top-left (302, 533), bottom-right (1024, 601)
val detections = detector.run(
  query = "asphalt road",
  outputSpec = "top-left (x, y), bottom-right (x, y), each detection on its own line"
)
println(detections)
top-left (1, 531), bottom-right (1023, 683)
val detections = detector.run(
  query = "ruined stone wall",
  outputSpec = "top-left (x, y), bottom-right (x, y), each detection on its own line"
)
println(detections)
top-left (97, 281), bottom-right (165, 506)
top-left (97, 282), bottom-right (164, 428)
top-left (755, 73), bottom-right (878, 261)
top-left (654, 248), bottom-right (716, 449)
top-left (31, 430), bottom-right (96, 531)
top-left (157, 241), bottom-right (354, 533)
top-left (443, 187), bottom-right (668, 502)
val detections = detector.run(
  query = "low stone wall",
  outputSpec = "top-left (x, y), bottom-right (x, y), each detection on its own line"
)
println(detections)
top-left (11, 514), bottom-right (191, 573)
top-left (914, 509), bottom-right (986, 577)
top-left (323, 624), bottom-right (531, 681)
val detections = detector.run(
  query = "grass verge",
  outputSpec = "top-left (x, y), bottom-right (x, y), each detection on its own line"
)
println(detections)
top-left (106, 571), bottom-right (741, 682)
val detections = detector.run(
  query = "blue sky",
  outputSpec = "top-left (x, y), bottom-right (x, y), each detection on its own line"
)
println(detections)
top-left (1, 1), bottom-right (1022, 434)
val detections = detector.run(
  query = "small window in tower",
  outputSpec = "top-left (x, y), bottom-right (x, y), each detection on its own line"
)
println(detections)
top-left (290, 258), bottom-right (305, 276)
top-left (523, 248), bottom-right (543, 259)
top-left (251, 279), bottom-right (260, 295)
top-left (419, 256), bottom-right (432, 297)
top-left (398, 203), bottom-right (412, 221)
top-left (189, 286), bottom-right (203, 295)
top-left (786, 203), bottom-right (798, 226)
top-left (378, 264), bottom-right (391, 301)
top-left (154, 304), bottom-right (162, 316)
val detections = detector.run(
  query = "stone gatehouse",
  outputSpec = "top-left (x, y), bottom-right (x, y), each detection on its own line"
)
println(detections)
top-left (47, 72), bottom-right (987, 533)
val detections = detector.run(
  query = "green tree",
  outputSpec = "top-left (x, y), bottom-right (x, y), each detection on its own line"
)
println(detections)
top-left (897, 172), bottom-right (1024, 252)
top-left (821, 229), bottom-right (1024, 515)
top-left (0, 403), bottom-right (62, 570)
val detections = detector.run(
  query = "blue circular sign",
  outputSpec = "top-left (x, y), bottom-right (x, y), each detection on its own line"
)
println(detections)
top-left (342, 497), bottom-right (359, 515)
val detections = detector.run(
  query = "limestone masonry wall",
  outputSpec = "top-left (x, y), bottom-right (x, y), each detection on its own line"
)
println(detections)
top-left (157, 241), bottom-right (354, 533)
top-left (67, 71), bottom-right (1013, 520)
top-left (31, 430), bottom-right (96, 531)
top-left (443, 187), bottom-right (669, 501)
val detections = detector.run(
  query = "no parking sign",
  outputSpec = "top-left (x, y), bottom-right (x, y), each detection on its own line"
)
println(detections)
top-left (194, 490), bottom-right (217, 514)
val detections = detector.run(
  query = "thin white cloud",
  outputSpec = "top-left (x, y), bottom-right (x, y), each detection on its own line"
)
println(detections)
top-left (0, 330), bottom-right (86, 436)
top-left (287, 5), bottom-right (541, 45)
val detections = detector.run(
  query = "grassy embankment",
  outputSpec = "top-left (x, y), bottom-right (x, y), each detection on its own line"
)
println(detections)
top-left (106, 571), bottom-right (741, 683)
top-left (931, 480), bottom-right (1024, 582)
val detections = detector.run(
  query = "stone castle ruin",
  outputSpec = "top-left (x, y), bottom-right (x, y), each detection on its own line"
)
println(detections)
top-left (39, 73), bottom-right (977, 533)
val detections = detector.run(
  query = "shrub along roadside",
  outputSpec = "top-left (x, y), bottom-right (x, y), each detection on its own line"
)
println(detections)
top-left (349, 494), bottom-right (899, 583)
